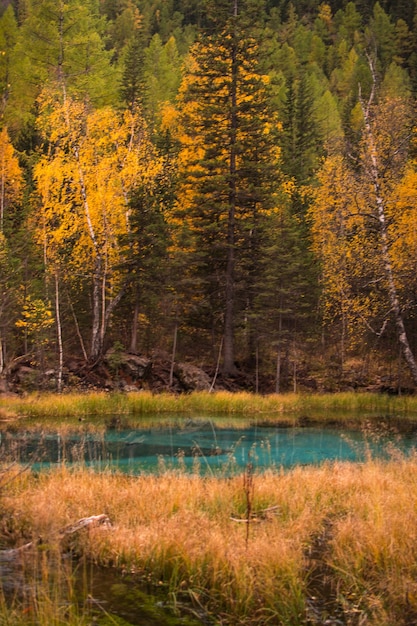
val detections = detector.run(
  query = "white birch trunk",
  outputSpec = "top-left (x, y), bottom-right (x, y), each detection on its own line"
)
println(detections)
top-left (360, 59), bottom-right (417, 386)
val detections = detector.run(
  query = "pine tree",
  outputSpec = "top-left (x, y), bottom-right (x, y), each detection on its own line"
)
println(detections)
top-left (117, 183), bottom-right (170, 354)
top-left (143, 34), bottom-right (182, 124)
top-left (255, 201), bottom-right (319, 391)
top-left (367, 2), bottom-right (396, 73)
top-left (281, 71), bottom-right (323, 185)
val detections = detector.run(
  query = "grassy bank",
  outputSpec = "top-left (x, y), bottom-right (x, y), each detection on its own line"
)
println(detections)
top-left (0, 390), bottom-right (416, 430)
top-left (1, 390), bottom-right (416, 623)
top-left (2, 456), bottom-right (417, 625)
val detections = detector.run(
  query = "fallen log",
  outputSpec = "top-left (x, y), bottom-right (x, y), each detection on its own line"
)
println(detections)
top-left (1, 514), bottom-right (112, 558)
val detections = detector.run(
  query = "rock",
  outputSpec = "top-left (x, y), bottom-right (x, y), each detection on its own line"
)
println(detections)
top-left (122, 383), bottom-right (140, 392)
top-left (174, 362), bottom-right (211, 391)
top-left (104, 351), bottom-right (152, 383)
top-left (13, 365), bottom-right (37, 386)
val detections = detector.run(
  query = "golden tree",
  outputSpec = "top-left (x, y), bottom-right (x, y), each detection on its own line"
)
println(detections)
top-left (0, 126), bottom-right (22, 234)
top-left (309, 153), bottom-right (383, 370)
top-left (34, 92), bottom-right (162, 362)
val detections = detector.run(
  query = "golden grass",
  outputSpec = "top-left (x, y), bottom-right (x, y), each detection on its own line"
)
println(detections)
top-left (3, 455), bottom-right (417, 624)
top-left (0, 390), bottom-right (416, 432)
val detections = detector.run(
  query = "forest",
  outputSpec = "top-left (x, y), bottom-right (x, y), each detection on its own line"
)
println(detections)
top-left (1, 0), bottom-right (417, 393)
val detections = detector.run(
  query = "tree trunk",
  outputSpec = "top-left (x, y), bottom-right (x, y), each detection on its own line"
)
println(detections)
top-left (169, 320), bottom-right (178, 388)
top-left (222, 0), bottom-right (238, 376)
top-left (0, 152), bottom-right (5, 234)
top-left (130, 297), bottom-right (140, 353)
top-left (275, 309), bottom-right (283, 394)
top-left (90, 258), bottom-right (102, 363)
top-left (90, 264), bottom-right (126, 364)
top-left (54, 270), bottom-right (63, 392)
top-left (67, 293), bottom-right (88, 362)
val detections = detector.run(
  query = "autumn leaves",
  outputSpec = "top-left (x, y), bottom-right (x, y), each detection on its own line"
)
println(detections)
top-left (34, 97), bottom-right (163, 362)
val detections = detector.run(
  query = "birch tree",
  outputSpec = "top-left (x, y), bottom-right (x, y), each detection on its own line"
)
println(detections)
top-left (310, 56), bottom-right (417, 384)
top-left (358, 59), bottom-right (417, 383)
top-left (34, 93), bottom-right (162, 362)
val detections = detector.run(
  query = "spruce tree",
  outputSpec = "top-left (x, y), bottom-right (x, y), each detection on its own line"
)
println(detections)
top-left (121, 26), bottom-right (148, 110)
top-left (281, 71), bottom-right (323, 185)
top-left (0, 6), bottom-right (18, 122)
top-left (175, 0), bottom-right (282, 374)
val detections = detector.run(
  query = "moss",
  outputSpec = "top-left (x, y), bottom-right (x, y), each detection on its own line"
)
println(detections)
top-left (85, 575), bottom-right (203, 626)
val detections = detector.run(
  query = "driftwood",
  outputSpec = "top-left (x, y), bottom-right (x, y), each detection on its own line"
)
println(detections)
top-left (60, 514), bottom-right (112, 536)
top-left (1, 514), bottom-right (112, 558)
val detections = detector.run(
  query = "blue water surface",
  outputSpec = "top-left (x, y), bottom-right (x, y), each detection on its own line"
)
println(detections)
top-left (2, 420), bottom-right (417, 474)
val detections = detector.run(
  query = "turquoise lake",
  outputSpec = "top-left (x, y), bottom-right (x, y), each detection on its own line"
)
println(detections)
top-left (2, 419), bottom-right (416, 473)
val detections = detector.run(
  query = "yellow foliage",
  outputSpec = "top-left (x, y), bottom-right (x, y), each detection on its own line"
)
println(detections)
top-left (34, 94), bottom-right (163, 280)
top-left (159, 101), bottom-right (180, 135)
top-left (388, 165), bottom-right (417, 286)
top-left (0, 126), bottom-right (23, 230)
top-left (318, 2), bottom-right (332, 27)
top-left (309, 154), bottom-right (384, 344)
top-left (15, 295), bottom-right (54, 348)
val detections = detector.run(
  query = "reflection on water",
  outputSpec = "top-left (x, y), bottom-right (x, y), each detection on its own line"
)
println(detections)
top-left (1, 420), bottom-right (416, 474)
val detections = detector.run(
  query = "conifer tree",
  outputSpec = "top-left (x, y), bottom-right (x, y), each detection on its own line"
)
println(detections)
top-left (174, 0), bottom-right (282, 374)
top-left (255, 200), bottom-right (318, 391)
top-left (0, 6), bottom-right (18, 122)
top-left (281, 70), bottom-right (323, 185)
top-left (121, 24), bottom-right (148, 110)
top-left (367, 2), bottom-right (396, 73)
top-left (9, 0), bottom-right (118, 133)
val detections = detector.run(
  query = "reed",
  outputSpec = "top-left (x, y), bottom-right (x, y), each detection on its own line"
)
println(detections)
top-left (2, 453), bottom-right (417, 624)
top-left (293, 391), bottom-right (414, 416)
top-left (0, 544), bottom-right (91, 626)
top-left (1, 390), bottom-right (417, 431)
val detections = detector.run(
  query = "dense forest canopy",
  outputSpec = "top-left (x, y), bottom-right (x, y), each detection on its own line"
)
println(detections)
top-left (1, 0), bottom-right (417, 392)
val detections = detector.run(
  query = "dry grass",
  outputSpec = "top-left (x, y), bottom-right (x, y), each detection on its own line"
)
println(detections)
top-left (1, 390), bottom-right (417, 433)
top-left (2, 455), bottom-right (417, 624)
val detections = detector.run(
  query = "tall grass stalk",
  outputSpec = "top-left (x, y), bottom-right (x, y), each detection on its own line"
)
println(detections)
top-left (3, 454), bottom-right (417, 624)
top-left (0, 544), bottom-right (90, 626)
